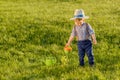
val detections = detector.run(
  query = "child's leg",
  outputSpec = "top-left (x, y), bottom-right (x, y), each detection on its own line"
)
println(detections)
top-left (77, 42), bottom-right (85, 66)
top-left (85, 40), bottom-right (94, 65)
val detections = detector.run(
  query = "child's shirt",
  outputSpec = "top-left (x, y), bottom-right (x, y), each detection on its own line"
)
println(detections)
top-left (71, 22), bottom-right (94, 41)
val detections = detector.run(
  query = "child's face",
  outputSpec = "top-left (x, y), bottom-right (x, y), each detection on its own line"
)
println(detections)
top-left (74, 18), bottom-right (84, 26)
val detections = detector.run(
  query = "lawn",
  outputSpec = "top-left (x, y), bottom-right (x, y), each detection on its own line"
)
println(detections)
top-left (0, 0), bottom-right (120, 80)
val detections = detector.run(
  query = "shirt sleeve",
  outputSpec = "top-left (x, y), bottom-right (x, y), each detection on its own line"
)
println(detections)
top-left (87, 23), bottom-right (95, 35)
top-left (70, 27), bottom-right (77, 37)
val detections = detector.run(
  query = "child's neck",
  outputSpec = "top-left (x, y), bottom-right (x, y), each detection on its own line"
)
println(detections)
top-left (76, 22), bottom-right (84, 26)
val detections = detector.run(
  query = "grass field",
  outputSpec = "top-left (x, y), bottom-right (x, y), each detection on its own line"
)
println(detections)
top-left (0, 0), bottom-right (120, 80)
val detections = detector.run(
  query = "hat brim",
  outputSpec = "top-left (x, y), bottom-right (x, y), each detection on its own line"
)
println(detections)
top-left (70, 16), bottom-right (89, 20)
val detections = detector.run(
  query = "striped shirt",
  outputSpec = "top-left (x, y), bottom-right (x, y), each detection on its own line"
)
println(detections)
top-left (71, 22), bottom-right (94, 41)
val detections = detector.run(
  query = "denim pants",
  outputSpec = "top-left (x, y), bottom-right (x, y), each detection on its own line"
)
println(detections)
top-left (77, 40), bottom-right (94, 66)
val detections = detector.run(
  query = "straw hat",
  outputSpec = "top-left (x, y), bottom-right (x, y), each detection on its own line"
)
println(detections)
top-left (70, 9), bottom-right (89, 20)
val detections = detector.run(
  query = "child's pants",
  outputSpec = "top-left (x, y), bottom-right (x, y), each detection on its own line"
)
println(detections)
top-left (77, 40), bottom-right (94, 66)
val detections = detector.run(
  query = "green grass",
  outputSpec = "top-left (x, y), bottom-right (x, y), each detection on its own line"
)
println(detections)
top-left (0, 0), bottom-right (120, 80)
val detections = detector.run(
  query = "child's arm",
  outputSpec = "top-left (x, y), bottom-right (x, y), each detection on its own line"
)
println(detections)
top-left (65, 36), bottom-right (74, 47)
top-left (91, 34), bottom-right (97, 44)
top-left (65, 26), bottom-right (76, 47)
top-left (87, 23), bottom-right (97, 45)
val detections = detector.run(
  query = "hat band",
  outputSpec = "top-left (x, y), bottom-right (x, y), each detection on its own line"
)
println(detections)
top-left (74, 15), bottom-right (84, 17)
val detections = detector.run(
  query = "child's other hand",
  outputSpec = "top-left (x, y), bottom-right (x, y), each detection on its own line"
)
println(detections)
top-left (93, 39), bottom-right (97, 45)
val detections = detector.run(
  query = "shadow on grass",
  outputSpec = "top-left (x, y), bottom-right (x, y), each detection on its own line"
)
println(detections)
top-left (16, 64), bottom-right (78, 80)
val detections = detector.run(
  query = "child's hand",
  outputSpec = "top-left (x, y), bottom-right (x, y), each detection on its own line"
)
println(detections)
top-left (91, 34), bottom-right (97, 45)
top-left (65, 43), bottom-right (70, 47)
top-left (93, 39), bottom-right (97, 45)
